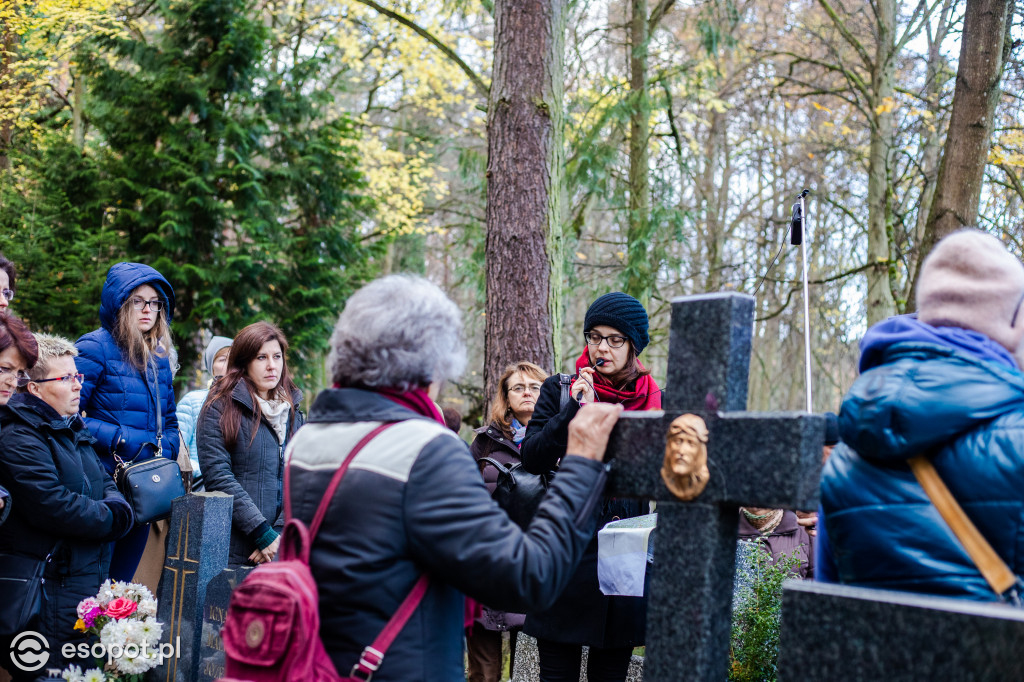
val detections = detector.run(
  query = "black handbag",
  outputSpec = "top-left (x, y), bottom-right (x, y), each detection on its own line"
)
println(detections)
top-left (112, 360), bottom-right (185, 525)
top-left (478, 457), bottom-right (554, 529)
top-left (114, 448), bottom-right (185, 524)
top-left (0, 547), bottom-right (57, 636)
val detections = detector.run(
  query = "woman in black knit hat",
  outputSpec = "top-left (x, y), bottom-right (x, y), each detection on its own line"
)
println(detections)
top-left (521, 292), bottom-right (661, 682)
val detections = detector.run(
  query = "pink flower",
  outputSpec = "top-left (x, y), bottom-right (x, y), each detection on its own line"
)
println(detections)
top-left (82, 606), bottom-right (104, 628)
top-left (77, 597), bottom-right (100, 620)
top-left (104, 597), bottom-right (138, 619)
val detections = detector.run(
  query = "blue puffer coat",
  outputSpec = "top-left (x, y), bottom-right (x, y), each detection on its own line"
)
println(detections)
top-left (821, 316), bottom-right (1024, 600)
top-left (76, 263), bottom-right (179, 473)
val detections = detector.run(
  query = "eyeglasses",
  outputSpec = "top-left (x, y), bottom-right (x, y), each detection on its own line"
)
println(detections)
top-left (0, 289), bottom-right (13, 301)
top-left (28, 373), bottom-right (84, 386)
top-left (0, 366), bottom-right (28, 382)
top-left (509, 383), bottom-right (542, 395)
top-left (130, 297), bottom-right (163, 311)
top-left (584, 331), bottom-right (628, 349)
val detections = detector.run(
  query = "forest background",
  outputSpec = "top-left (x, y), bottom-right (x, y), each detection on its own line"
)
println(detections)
top-left (1, 0), bottom-right (1022, 426)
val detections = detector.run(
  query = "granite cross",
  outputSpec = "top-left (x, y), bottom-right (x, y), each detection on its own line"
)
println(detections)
top-left (602, 292), bottom-right (824, 681)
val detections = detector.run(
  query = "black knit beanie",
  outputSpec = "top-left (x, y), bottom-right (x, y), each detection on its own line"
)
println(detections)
top-left (584, 292), bottom-right (650, 354)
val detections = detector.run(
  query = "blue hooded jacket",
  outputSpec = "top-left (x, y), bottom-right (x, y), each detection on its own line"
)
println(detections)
top-left (76, 263), bottom-right (179, 473)
top-left (820, 315), bottom-right (1024, 600)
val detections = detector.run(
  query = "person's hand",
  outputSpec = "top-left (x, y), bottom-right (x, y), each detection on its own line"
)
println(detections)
top-left (0, 497), bottom-right (5, 511)
top-left (248, 548), bottom-right (263, 565)
top-left (571, 367), bottom-right (596, 404)
top-left (566, 403), bottom-right (624, 461)
top-left (795, 510), bottom-right (817, 537)
top-left (260, 536), bottom-right (281, 563)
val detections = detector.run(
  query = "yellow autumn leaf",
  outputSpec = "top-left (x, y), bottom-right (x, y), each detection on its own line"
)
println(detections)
top-left (811, 101), bottom-right (833, 114)
top-left (576, 252), bottom-right (588, 260)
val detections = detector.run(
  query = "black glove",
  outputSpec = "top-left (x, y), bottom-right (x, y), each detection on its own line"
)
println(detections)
top-left (103, 496), bottom-right (136, 540)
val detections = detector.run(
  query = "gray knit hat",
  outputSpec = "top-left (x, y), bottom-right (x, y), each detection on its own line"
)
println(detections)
top-left (203, 336), bottom-right (233, 375)
top-left (917, 229), bottom-right (1024, 355)
top-left (584, 292), bottom-right (650, 354)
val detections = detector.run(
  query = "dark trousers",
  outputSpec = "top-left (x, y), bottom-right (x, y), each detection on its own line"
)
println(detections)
top-left (536, 638), bottom-right (633, 682)
top-left (108, 522), bottom-right (150, 582)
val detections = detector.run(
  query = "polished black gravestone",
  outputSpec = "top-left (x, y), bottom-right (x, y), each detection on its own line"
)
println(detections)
top-left (197, 567), bottom-right (251, 682)
top-left (602, 293), bottom-right (824, 681)
top-left (778, 581), bottom-right (1024, 681)
top-left (149, 492), bottom-right (233, 682)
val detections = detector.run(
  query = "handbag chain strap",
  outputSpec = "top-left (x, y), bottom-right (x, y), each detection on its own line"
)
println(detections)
top-left (908, 455), bottom-right (1024, 603)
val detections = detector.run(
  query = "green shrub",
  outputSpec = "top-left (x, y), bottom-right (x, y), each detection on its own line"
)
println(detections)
top-left (729, 541), bottom-right (801, 682)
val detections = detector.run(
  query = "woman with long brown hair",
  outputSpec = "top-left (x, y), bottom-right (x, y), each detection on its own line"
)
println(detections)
top-left (76, 262), bottom-right (179, 581)
top-left (468, 361), bottom-right (549, 682)
top-left (521, 292), bottom-right (661, 682)
top-left (197, 321), bottom-right (304, 567)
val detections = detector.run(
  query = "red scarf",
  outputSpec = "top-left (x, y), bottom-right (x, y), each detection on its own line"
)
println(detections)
top-left (574, 348), bottom-right (661, 411)
top-left (373, 387), bottom-right (447, 426)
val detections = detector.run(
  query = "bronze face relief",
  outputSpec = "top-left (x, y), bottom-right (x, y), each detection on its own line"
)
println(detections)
top-left (661, 414), bottom-right (710, 500)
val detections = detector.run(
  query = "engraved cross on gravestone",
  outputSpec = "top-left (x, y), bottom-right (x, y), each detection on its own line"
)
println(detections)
top-left (602, 292), bottom-right (825, 681)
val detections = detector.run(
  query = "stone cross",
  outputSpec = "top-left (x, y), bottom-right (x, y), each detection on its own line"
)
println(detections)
top-left (149, 492), bottom-right (233, 682)
top-left (602, 292), bottom-right (824, 681)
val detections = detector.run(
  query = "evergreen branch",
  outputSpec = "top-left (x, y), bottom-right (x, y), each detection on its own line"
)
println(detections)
top-left (352, 0), bottom-right (490, 100)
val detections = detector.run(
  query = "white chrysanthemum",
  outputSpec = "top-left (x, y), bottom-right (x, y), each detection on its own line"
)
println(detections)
top-left (115, 648), bottom-right (160, 675)
top-left (111, 580), bottom-right (130, 598)
top-left (97, 579), bottom-right (116, 606)
top-left (137, 598), bottom-right (158, 618)
top-left (124, 619), bottom-right (147, 645)
top-left (100, 619), bottom-right (129, 650)
top-left (138, 617), bottom-right (163, 647)
top-left (61, 664), bottom-right (84, 682)
top-left (128, 582), bottom-right (154, 603)
top-left (82, 668), bottom-right (105, 682)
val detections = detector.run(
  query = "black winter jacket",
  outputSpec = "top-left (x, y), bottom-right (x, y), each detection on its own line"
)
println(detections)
top-left (0, 394), bottom-right (132, 567)
top-left (470, 422), bottom-right (522, 495)
top-left (286, 388), bottom-right (608, 681)
top-left (197, 381), bottom-right (304, 567)
top-left (520, 373), bottom-right (648, 648)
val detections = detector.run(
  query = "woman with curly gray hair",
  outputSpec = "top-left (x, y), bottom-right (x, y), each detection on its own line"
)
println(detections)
top-left (278, 275), bottom-right (624, 682)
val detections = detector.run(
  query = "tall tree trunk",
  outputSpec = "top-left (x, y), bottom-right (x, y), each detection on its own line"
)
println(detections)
top-left (624, 0), bottom-right (652, 305)
top-left (484, 0), bottom-right (566, 403)
top-left (907, 0), bottom-right (1015, 310)
top-left (0, 26), bottom-right (17, 171)
top-left (865, 0), bottom-right (897, 325)
top-left (72, 72), bottom-right (86, 149)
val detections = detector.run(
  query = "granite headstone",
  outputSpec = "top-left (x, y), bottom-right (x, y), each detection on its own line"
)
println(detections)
top-left (600, 293), bottom-right (824, 681)
top-left (148, 492), bottom-right (233, 682)
top-left (778, 580), bottom-right (1024, 681)
top-left (197, 567), bottom-right (252, 682)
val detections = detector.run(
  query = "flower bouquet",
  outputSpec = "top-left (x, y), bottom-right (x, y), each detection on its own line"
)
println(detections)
top-left (59, 580), bottom-right (165, 681)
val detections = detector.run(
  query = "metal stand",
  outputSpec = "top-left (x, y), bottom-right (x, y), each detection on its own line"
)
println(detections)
top-left (798, 192), bottom-right (812, 413)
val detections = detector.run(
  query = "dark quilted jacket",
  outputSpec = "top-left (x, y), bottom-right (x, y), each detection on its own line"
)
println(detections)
top-left (197, 381), bottom-right (304, 567)
top-left (76, 263), bottom-right (179, 473)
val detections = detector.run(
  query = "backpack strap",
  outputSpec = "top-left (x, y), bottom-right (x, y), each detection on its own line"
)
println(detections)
top-left (284, 421), bottom-right (396, 537)
top-left (558, 373), bottom-right (574, 410)
top-left (283, 420), bottom-right (431, 681)
top-left (350, 574), bottom-right (430, 681)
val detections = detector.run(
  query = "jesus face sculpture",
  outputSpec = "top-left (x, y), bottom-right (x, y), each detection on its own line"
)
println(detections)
top-left (661, 414), bottom-right (710, 500)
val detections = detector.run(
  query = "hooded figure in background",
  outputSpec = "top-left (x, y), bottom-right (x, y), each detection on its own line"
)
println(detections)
top-left (76, 262), bottom-right (179, 582)
top-left (818, 229), bottom-right (1024, 599)
top-left (176, 335), bottom-right (233, 490)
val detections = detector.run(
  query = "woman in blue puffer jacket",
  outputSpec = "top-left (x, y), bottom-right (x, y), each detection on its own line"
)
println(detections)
top-left (76, 262), bottom-right (180, 581)
top-left (819, 230), bottom-right (1024, 601)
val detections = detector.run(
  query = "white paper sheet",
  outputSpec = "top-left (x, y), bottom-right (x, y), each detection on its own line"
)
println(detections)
top-left (597, 513), bottom-right (657, 597)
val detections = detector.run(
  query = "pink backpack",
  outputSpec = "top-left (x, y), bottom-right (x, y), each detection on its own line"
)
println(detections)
top-left (218, 422), bottom-right (429, 682)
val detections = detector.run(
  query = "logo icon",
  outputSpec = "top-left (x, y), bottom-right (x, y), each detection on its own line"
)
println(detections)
top-left (10, 631), bottom-right (49, 672)
top-left (151, 474), bottom-right (161, 483)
